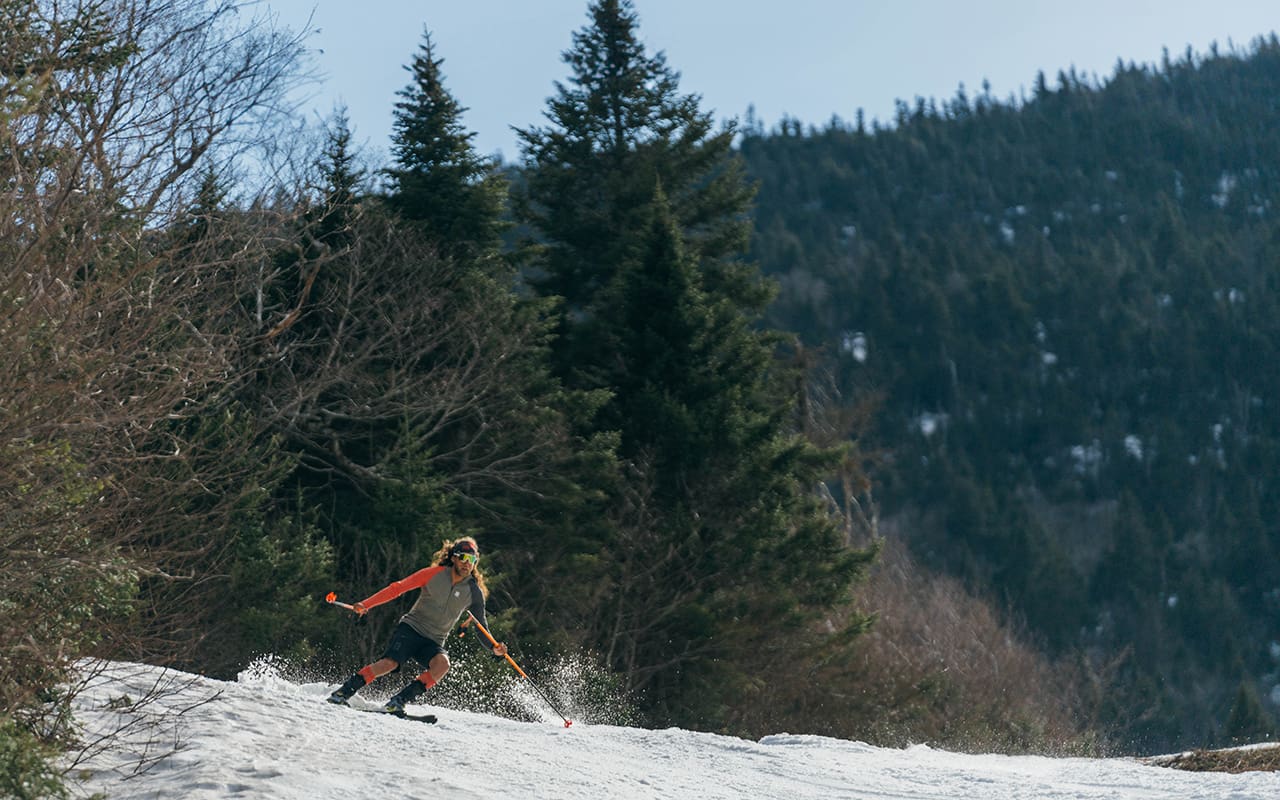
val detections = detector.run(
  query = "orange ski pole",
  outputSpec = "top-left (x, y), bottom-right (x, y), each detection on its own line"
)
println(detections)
top-left (467, 610), bottom-right (573, 728)
top-left (324, 591), bottom-right (359, 612)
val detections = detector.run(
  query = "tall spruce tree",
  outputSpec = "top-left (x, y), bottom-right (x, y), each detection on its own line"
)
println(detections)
top-left (515, 0), bottom-right (763, 385)
top-left (313, 107), bottom-right (362, 249)
top-left (517, 0), bottom-right (873, 729)
top-left (385, 29), bottom-right (505, 262)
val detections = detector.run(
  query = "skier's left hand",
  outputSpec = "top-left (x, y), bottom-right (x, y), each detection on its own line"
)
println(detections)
top-left (493, 642), bottom-right (508, 657)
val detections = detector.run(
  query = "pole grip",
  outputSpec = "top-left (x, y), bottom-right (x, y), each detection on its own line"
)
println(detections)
top-left (325, 591), bottom-right (357, 611)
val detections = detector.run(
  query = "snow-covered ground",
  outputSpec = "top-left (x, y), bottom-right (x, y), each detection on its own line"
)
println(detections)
top-left (65, 661), bottom-right (1279, 799)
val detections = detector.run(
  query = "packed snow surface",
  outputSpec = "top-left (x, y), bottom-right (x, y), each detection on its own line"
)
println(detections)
top-left (66, 661), bottom-right (1279, 799)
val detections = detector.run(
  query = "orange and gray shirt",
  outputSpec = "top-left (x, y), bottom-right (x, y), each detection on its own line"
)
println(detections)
top-left (359, 566), bottom-right (487, 645)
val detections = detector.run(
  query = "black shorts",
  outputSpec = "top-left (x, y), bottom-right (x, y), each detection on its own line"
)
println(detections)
top-left (381, 622), bottom-right (446, 668)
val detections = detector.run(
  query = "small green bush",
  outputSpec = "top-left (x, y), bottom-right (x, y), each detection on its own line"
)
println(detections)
top-left (0, 717), bottom-right (68, 800)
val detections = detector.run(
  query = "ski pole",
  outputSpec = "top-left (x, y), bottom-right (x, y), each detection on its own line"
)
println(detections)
top-left (325, 591), bottom-right (357, 612)
top-left (466, 610), bottom-right (573, 728)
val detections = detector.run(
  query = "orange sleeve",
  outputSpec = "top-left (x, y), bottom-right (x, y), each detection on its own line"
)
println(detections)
top-left (359, 566), bottom-right (444, 610)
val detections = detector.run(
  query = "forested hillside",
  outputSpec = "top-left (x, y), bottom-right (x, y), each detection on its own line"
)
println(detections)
top-left (11, 2), bottom-right (1280, 793)
top-left (741, 36), bottom-right (1280, 751)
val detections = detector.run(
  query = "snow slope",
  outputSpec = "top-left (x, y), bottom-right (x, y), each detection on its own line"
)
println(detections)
top-left (66, 661), bottom-right (1279, 800)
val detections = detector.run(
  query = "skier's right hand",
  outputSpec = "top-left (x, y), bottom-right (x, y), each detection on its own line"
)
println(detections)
top-left (352, 601), bottom-right (368, 616)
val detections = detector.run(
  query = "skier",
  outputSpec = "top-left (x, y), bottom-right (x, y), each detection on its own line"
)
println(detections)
top-left (326, 537), bottom-right (507, 713)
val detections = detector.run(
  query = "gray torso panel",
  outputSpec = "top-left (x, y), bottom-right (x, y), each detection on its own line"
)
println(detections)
top-left (401, 569), bottom-right (482, 644)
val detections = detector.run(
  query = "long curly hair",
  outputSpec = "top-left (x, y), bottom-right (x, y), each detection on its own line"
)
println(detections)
top-left (432, 536), bottom-right (488, 598)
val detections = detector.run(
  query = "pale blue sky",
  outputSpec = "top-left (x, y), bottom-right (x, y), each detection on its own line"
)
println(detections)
top-left (259, 1), bottom-right (1278, 163)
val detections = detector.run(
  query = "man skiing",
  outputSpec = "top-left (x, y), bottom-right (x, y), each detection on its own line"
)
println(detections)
top-left (326, 537), bottom-right (507, 713)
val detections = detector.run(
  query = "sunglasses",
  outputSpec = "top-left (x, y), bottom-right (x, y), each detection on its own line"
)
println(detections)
top-left (453, 551), bottom-right (478, 565)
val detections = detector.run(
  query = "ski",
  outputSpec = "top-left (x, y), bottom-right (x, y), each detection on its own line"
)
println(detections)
top-left (360, 708), bottom-right (437, 724)
top-left (327, 696), bottom-right (438, 723)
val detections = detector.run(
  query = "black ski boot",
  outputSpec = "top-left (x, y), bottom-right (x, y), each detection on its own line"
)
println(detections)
top-left (327, 673), bottom-right (366, 706)
top-left (382, 679), bottom-right (427, 715)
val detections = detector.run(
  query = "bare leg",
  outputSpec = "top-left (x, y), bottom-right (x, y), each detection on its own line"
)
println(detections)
top-left (424, 652), bottom-right (450, 684)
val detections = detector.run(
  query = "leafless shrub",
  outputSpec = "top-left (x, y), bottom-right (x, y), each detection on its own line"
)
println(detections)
top-left (789, 341), bottom-right (882, 545)
top-left (63, 660), bottom-right (221, 780)
top-left (0, 0), bottom-right (307, 788)
top-left (246, 214), bottom-right (565, 500)
top-left (771, 536), bottom-right (1095, 753)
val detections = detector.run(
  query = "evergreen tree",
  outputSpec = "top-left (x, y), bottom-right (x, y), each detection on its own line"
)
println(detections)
top-left (515, 0), bottom-right (762, 385)
top-left (1224, 681), bottom-right (1277, 745)
top-left (183, 165), bottom-right (229, 242)
top-left (385, 29), bottom-right (505, 262)
top-left (255, 109), bottom-right (366, 346)
top-left (517, 1), bottom-right (872, 729)
top-left (313, 107), bottom-right (363, 249)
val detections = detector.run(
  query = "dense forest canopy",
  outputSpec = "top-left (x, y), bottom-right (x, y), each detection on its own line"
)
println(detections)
top-left (740, 34), bottom-right (1280, 750)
